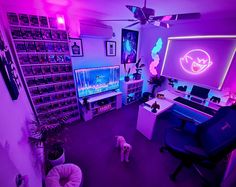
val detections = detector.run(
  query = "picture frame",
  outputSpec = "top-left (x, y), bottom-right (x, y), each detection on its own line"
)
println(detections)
top-left (106, 41), bottom-right (116, 56)
top-left (69, 38), bottom-right (83, 57)
top-left (121, 29), bottom-right (139, 64)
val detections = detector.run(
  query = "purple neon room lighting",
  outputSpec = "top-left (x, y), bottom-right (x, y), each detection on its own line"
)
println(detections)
top-left (161, 35), bottom-right (236, 90)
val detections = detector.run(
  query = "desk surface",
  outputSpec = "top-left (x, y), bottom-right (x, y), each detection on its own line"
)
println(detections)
top-left (145, 90), bottom-right (220, 118)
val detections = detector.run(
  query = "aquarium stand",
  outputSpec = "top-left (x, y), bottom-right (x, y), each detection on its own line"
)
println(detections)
top-left (79, 91), bottom-right (122, 121)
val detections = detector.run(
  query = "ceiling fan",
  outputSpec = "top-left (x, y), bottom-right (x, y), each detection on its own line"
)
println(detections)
top-left (100, 0), bottom-right (201, 28)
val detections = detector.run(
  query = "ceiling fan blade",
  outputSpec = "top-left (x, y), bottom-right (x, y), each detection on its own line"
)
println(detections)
top-left (151, 13), bottom-right (200, 21)
top-left (126, 5), bottom-right (147, 21)
top-left (153, 21), bottom-right (170, 28)
top-left (125, 21), bottom-right (140, 28)
top-left (126, 5), bottom-right (142, 14)
top-left (159, 22), bottom-right (170, 28)
top-left (98, 19), bottom-right (138, 22)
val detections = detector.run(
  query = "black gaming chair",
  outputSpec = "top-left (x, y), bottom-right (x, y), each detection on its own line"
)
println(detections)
top-left (160, 106), bottom-right (236, 184)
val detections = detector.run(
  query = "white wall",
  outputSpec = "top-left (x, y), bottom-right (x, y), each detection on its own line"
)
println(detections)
top-left (71, 22), bottom-right (141, 79)
top-left (0, 11), bottom-right (42, 187)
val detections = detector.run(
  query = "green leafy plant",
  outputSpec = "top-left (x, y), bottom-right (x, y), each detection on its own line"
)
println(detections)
top-left (28, 115), bottom-right (68, 160)
top-left (133, 58), bottom-right (145, 80)
top-left (148, 75), bottom-right (165, 97)
top-left (135, 58), bottom-right (145, 74)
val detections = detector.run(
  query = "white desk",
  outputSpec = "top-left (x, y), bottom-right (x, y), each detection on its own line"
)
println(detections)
top-left (136, 93), bottom-right (174, 140)
top-left (136, 89), bottom-right (220, 140)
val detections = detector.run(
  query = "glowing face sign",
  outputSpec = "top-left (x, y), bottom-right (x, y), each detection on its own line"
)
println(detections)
top-left (180, 49), bottom-right (213, 75)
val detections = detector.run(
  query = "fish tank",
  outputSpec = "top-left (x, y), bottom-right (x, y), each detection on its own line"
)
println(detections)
top-left (74, 65), bottom-right (120, 98)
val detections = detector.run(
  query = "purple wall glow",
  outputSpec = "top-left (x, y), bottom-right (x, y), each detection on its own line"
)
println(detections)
top-left (161, 36), bottom-right (236, 90)
top-left (139, 17), bottom-right (236, 94)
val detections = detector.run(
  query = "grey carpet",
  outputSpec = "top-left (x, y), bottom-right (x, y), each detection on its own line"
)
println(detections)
top-left (64, 102), bottom-right (225, 187)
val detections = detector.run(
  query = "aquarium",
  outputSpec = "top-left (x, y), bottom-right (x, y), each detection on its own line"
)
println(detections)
top-left (74, 65), bottom-right (120, 97)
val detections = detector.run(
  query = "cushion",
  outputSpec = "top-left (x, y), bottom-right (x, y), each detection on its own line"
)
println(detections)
top-left (45, 163), bottom-right (82, 187)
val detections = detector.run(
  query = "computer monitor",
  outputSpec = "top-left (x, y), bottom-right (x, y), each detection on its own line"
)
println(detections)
top-left (190, 85), bottom-right (210, 99)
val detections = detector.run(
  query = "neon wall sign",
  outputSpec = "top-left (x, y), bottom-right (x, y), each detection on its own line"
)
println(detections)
top-left (150, 38), bottom-right (163, 75)
top-left (180, 49), bottom-right (213, 75)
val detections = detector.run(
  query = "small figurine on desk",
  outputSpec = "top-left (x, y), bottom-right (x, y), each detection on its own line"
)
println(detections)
top-left (151, 101), bottom-right (160, 113)
top-left (156, 93), bottom-right (165, 99)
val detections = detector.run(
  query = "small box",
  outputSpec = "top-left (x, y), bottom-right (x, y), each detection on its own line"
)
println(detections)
top-left (29, 15), bottom-right (39, 26)
top-left (45, 42), bottom-right (55, 52)
top-left (48, 55), bottom-right (56, 63)
top-left (11, 27), bottom-right (22, 39)
top-left (51, 30), bottom-right (61, 40)
top-left (29, 55), bottom-right (40, 64)
top-left (61, 42), bottom-right (69, 52)
top-left (18, 54), bottom-right (30, 64)
top-left (32, 28), bottom-right (42, 39)
top-left (19, 14), bottom-right (29, 26)
top-left (48, 17), bottom-right (57, 29)
top-left (41, 29), bottom-right (52, 40)
top-left (54, 42), bottom-right (62, 52)
top-left (32, 66), bottom-right (43, 75)
top-left (7, 12), bottom-right (19, 25)
top-left (25, 42), bottom-right (36, 52)
top-left (36, 42), bottom-right (46, 52)
top-left (60, 31), bottom-right (68, 40)
top-left (38, 54), bottom-right (48, 63)
top-left (64, 55), bottom-right (71, 63)
top-left (56, 55), bottom-right (64, 63)
top-left (15, 42), bottom-right (26, 52)
top-left (26, 78), bottom-right (36, 87)
top-left (22, 66), bottom-right (33, 76)
top-left (21, 28), bottom-right (33, 39)
top-left (51, 65), bottom-right (59, 73)
top-left (39, 16), bottom-right (48, 27)
top-left (42, 66), bottom-right (51, 74)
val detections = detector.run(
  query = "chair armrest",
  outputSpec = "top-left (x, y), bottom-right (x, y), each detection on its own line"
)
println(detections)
top-left (184, 145), bottom-right (208, 159)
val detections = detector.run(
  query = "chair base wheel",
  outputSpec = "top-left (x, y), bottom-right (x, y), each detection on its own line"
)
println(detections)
top-left (160, 146), bottom-right (166, 153)
top-left (169, 174), bottom-right (176, 181)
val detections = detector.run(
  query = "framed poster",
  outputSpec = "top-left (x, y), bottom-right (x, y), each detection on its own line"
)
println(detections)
top-left (121, 29), bottom-right (139, 64)
top-left (106, 41), bottom-right (116, 56)
top-left (69, 38), bottom-right (83, 57)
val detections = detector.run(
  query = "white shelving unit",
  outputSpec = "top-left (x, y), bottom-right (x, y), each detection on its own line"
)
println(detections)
top-left (7, 12), bottom-right (80, 125)
top-left (79, 91), bottom-right (122, 121)
top-left (120, 79), bottom-right (143, 105)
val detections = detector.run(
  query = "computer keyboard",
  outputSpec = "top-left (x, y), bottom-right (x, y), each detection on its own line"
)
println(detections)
top-left (174, 97), bottom-right (217, 116)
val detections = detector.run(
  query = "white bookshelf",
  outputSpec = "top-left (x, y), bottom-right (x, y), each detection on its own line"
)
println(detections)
top-left (7, 12), bottom-right (80, 125)
top-left (120, 79), bottom-right (143, 105)
top-left (79, 91), bottom-right (122, 121)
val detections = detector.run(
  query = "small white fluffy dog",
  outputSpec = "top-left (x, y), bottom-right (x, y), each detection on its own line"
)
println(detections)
top-left (115, 136), bottom-right (132, 162)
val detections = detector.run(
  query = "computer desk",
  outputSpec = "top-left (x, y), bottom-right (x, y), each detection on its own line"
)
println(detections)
top-left (136, 90), bottom-right (222, 140)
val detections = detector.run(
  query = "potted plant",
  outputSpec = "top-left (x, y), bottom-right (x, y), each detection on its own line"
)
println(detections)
top-left (148, 75), bottom-right (166, 97)
top-left (133, 58), bottom-right (145, 80)
top-left (124, 68), bottom-right (131, 82)
top-left (28, 115), bottom-right (68, 166)
top-left (124, 59), bottom-right (131, 82)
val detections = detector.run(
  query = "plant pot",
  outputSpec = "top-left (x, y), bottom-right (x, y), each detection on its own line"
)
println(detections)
top-left (124, 76), bottom-right (130, 82)
top-left (133, 73), bottom-right (141, 80)
top-left (48, 147), bottom-right (65, 166)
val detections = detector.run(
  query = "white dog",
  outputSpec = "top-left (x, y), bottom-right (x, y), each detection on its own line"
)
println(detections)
top-left (115, 136), bottom-right (132, 162)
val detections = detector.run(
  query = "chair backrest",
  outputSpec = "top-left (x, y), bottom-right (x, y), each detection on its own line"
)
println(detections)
top-left (199, 107), bottom-right (236, 158)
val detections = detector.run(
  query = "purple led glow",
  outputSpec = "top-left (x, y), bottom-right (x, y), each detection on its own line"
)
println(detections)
top-left (180, 49), bottom-right (213, 75)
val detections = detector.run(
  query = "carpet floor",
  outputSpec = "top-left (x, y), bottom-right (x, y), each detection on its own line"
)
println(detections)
top-left (64, 102), bottom-right (225, 187)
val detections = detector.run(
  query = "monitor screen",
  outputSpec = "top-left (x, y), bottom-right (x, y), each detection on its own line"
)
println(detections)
top-left (74, 66), bottom-right (120, 98)
top-left (161, 36), bottom-right (236, 90)
top-left (190, 85), bottom-right (210, 99)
